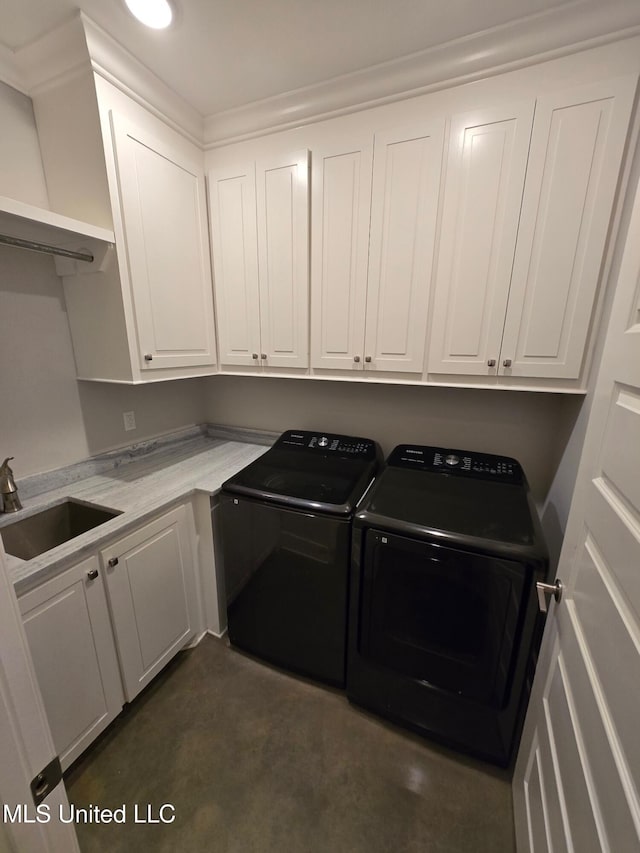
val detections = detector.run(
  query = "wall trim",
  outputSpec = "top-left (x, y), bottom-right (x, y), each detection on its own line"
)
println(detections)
top-left (2, 1), bottom-right (639, 151)
top-left (80, 13), bottom-right (204, 147)
top-left (12, 14), bottom-right (89, 96)
top-left (0, 43), bottom-right (25, 94)
top-left (2, 12), bottom-right (203, 148)
top-left (203, 0), bottom-right (640, 147)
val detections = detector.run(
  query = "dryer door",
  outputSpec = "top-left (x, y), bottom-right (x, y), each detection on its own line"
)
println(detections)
top-left (359, 529), bottom-right (529, 707)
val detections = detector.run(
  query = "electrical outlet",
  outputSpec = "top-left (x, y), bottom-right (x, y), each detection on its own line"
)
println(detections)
top-left (123, 411), bottom-right (136, 432)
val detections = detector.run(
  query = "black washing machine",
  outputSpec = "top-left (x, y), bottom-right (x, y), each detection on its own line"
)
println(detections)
top-left (220, 430), bottom-right (381, 687)
top-left (347, 444), bottom-right (548, 766)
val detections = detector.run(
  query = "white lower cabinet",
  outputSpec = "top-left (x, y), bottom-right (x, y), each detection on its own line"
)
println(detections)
top-left (18, 502), bottom-right (200, 767)
top-left (100, 504), bottom-right (199, 702)
top-left (18, 555), bottom-right (124, 771)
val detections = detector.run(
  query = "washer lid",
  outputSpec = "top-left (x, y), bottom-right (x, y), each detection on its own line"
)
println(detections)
top-left (222, 430), bottom-right (380, 515)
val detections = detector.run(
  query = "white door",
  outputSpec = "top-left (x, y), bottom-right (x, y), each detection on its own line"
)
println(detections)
top-left (428, 101), bottom-right (534, 376)
top-left (364, 122), bottom-right (445, 374)
top-left (110, 111), bottom-right (217, 371)
top-left (513, 171), bottom-right (640, 851)
top-left (0, 546), bottom-right (80, 852)
top-left (19, 555), bottom-right (124, 770)
top-left (101, 505), bottom-right (197, 702)
top-left (208, 163), bottom-right (262, 368)
top-left (501, 76), bottom-right (637, 380)
top-left (255, 150), bottom-right (310, 369)
top-left (310, 141), bottom-right (373, 371)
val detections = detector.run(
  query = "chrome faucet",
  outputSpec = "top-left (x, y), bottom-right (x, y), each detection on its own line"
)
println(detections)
top-left (0, 458), bottom-right (22, 513)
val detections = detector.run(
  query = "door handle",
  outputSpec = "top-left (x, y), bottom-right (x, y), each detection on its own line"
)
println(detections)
top-left (536, 579), bottom-right (563, 613)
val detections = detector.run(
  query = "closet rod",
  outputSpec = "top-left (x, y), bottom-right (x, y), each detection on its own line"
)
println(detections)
top-left (0, 233), bottom-right (94, 263)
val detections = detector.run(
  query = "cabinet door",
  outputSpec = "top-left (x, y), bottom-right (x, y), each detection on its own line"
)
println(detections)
top-left (500, 77), bottom-right (637, 379)
top-left (310, 142), bottom-right (373, 370)
top-left (208, 164), bottom-right (262, 367)
top-left (256, 150), bottom-right (310, 369)
top-left (365, 122), bottom-right (445, 373)
top-left (101, 505), bottom-right (197, 702)
top-left (428, 102), bottom-right (535, 375)
top-left (19, 555), bottom-right (123, 770)
top-left (110, 112), bottom-right (217, 371)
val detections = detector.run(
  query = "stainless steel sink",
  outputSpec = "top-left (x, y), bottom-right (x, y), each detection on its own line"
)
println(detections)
top-left (0, 499), bottom-right (122, 561)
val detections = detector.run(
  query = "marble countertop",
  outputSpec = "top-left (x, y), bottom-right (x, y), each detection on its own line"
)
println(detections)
top-left (1, 426), bottom-right (273, 595)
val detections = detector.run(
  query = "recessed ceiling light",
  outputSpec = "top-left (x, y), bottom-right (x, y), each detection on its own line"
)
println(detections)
top-left (124, 0), bottom-right (173, 29)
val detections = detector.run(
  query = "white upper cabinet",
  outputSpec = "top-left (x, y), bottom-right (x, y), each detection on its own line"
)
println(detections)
top-left (311, 122), bottom-right (444, 374)
top-left (208, 164), bottom-right (261, 366)
top-left (310, 141), bottom-right (373, 369)
top-left (110, 112), bottom-right (217, 371)
top-left (256, 151), bottom-right (310, 369)
top-left (428, 101), bottom-right (535, 375)
top-left (365, 123), bottom-right (445, 373)
top-left (209, 150), bottom-right (310, 371)
top-left (499, 77), bottom-right (638, 379)
top-left (33, 73), bottom-right (219, 383)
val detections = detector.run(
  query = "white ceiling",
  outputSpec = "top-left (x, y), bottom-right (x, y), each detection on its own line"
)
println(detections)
top-left (0, 0), bottom-right (590, 115)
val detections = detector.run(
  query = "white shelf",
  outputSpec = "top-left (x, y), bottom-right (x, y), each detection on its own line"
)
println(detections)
top-left (0, 195), bottom-right (115, 274)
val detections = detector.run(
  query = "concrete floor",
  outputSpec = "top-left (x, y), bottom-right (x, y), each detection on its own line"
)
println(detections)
top-left (65, 635), bottom-right (516, 853)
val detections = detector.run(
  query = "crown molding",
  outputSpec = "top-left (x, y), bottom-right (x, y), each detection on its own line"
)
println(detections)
top-left (4, 12), bottom-right (203, 146)
top-left (80, 13), bottom-right (203, 146)
top-left (0, 43), bottom-right (25, 93)
top-left (203, 0), bottom-right (640, 147)
top-left (12, 14), bottom-right (89, 96)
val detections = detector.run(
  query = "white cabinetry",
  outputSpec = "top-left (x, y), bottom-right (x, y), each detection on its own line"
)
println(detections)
top-left (208, 151), bottom-right (309, 370)
top-left (428, 101), bottom-right (535, 376)
top-left (499, 77), bottom-right (637, 379)
top-left (18, 555), bottom-right (123, 771)
top-left (100, 504), bottom-right (199, 702)
top-left (109, 112), bottom-right (217, 372)
top-left (311, 123), bottom-right (444, 374)
top-left (33, 73), bottom-right (218, 383)
top-left (428, 77), bottom-right (636, 381)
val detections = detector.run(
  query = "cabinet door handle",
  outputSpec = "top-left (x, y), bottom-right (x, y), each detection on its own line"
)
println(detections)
top-left (86, 568), bottom-right (99, 580)
top-left (260, 353), bottom-right (267, 360)
top-left (252, 353), bottom-right (258, 360)
top-left (503, 359), bottom-right (512, 368)
top-left (487, 359), bottom-right (496, 367)
top-left (353, 355), bottom-right (361, 363)
top-left (144, 354), bottom-right (153, 362)
top-left (364, 356), bottom-right (372, 363)
top-left (107, 557), bottom-right (119, 568)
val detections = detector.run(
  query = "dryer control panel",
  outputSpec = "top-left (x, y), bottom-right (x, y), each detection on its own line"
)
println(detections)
top-left (387, 445), bottom-right (524, 484)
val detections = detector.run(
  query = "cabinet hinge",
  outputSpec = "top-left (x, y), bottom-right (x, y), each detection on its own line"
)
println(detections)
top-left (30, 756), bottom-right (62, 806)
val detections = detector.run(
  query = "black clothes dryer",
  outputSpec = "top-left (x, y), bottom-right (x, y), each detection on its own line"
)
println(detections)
top-left (347, 444), bottom-right (549, 766)
top-left (220, 430), bottom-right (380, 688)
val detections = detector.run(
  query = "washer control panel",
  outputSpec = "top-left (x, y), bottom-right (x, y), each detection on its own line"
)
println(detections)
top-left (276, 430), bottom-right (378, 459)
top-left (387, 444), bottom-right (523, 483)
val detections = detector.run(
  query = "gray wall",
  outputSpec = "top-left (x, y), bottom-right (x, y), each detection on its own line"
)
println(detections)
top-left (0, 244), bottom-right (206, 477)
top-left (202, 375), bottom-right (578, 504)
